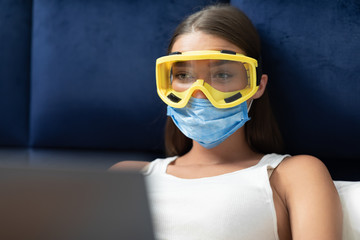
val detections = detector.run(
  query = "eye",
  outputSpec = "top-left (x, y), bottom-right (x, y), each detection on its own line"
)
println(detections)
top-left (174, 72), bottom-right (195, 82)
top-left (217, 72), bottom-right (232, 78)
top-left (213, 72), bottom-right (233, 82)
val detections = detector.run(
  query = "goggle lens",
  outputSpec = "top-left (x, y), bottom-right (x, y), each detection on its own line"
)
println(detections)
top-left (170, 59), bottom-right (250, 93)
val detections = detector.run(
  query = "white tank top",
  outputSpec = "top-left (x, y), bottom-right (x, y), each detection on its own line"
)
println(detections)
top-left (143, 153), bottom-right (289, 240)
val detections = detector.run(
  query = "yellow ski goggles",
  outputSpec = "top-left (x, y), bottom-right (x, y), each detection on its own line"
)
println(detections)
top-left (156, 50), bottom-right (261, 108)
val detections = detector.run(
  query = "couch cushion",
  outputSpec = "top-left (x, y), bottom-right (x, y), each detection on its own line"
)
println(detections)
top-left (232, 0), bottom-right (360, 179)
top-left (0, 0), bottom-right (32, 146)
top-left (30, 0), bottom-right (227, 153)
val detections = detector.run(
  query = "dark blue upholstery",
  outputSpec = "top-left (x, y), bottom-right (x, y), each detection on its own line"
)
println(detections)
top-left (0, 0), bottom-right (228, 169)
top-left (0, 0), bottom-right (359, 179)
top-left (30, 0), bottom-right (169, 151)
top-left (232, 0), bottom-right (360, 180)
top-left (0, 0), bottom-right (32, 146)
top-left (30, 0), bottom-right (228, 152)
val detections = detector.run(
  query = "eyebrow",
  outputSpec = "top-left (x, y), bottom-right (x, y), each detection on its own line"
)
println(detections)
top-left (173, 60), bottom-right (231, 68)
top-left (209, 60), bottom-right (229, 67)
top-left (173, 61), bottom-right (191, 68)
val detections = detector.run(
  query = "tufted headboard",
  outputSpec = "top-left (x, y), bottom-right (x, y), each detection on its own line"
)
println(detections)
top-left (0, 0), bottom-right (359, 180)
top-left (233, 0), bottom-right (360, 180)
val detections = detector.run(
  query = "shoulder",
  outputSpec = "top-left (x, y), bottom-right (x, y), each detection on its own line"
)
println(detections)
top-left (276, 154), bottom-right (330, 177)
top-left (271, 157), bottom-right (342, 238)
top-left (272, 155), bottom-right (333, 190)
top-left (271, 154), bottom-right (340, 210)
top-left (270, 154), bottom-right (338, 205)
top-left (109, 161), bottom-right (150, 171)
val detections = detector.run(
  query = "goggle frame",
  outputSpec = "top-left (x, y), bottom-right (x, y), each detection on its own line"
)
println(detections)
top-left (156, 50), bottom-right (260, 108)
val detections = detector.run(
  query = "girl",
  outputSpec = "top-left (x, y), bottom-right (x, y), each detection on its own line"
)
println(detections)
top-left (111, 4), bottom-right (342, 240)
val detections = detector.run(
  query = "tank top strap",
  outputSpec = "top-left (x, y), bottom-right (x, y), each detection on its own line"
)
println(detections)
top-left (257, 153), bottom-right (291, 178)
top-left (142, 156), bottom-right (177, 175)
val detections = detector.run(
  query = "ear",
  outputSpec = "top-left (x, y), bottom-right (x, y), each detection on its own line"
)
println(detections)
top-left (252, 74), bottom-right (268, 99)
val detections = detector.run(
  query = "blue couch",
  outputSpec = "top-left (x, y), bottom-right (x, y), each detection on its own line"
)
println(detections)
top-left (1, 0), bottom-right (359, 180)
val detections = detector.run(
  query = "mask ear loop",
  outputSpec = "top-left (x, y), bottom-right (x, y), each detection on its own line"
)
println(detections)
top-left (247, 99), bottom-right (254, 113)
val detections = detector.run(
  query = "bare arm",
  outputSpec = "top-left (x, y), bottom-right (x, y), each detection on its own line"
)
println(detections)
top-left (273, 155), bottom-right (342, 240)
top-left (109, 161), bottom-right (149, 171)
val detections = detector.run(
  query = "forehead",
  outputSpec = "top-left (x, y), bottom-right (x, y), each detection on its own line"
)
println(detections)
top-left (173, 60), bottom-right (239, 68)
top-left (171, 32), bottom-right (245, 55)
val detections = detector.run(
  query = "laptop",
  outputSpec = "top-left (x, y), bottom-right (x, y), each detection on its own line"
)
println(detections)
top-left (0, 167), bottom-right (155, 240)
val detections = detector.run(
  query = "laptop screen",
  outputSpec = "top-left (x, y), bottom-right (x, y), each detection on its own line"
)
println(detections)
top-left (0, 167), bottom-right (155, 240)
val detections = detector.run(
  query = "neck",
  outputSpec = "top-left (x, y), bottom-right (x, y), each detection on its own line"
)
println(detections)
top-left (180, 127), bottom-right (260, 165)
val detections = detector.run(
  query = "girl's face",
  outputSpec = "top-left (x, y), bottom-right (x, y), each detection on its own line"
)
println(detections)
top-left (171, 32), bottom-right (247, 98)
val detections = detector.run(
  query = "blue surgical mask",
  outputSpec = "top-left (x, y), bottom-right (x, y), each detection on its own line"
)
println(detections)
top-left (167, 98), bottom-right (251, 149)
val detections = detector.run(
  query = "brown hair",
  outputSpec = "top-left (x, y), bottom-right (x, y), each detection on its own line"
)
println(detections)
top-left (165, 4), bottom-right (284, 156)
